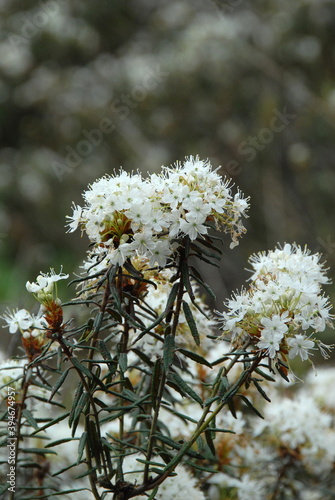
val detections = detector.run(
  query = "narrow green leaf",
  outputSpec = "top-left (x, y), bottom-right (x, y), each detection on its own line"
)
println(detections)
top-left (118, 352), bottom-right (128, 373)
top-left (132, 348), bottom-right (154, 367)
top-left (182, 301), bottom-right (200, 346)
top-left (190, 242), bottom-right (221, 261)
top-left (170, 372), bottom-right (202, 406)
top-left (71, 357), bottom-right (93, 380)
top-left (57, 347), bottom-right (62, 371)
top-left (253, 379), bottom-right (271, 403)
top-left (205, 429), bottom-right (216, 457)
top-left (75, 466), bottom-right (98, 479)
top-left (196, 435), bottom-right (205, 455)
top-left (193, 252), bottom-right (220, 267)
top-left (93, 311), bottom-right (104, 334)
top-left (163, 334), bottom-right (175, 373)
top-left (21, 448), bottom-right (57, 455)
top-left (70, 392), bottom-right (89, 434)
top-left (87, 419), bottom-right (102, 471)
top-left (151, 359), bottom-right (162, 410)
top-left (30, 412), bottom-right (70, 436)
top-left (45, 437), bottom-right (79, 448)
top-left (206, 427), bottom-right (235, 434)
top-left (97, 339), bottom-right (112, 361)
top-left (22, 409), bottom-right (39, 430)
top-left (69, 382), bottom-right (84, 428)
top-left (147, 486), bottom-right (159, 500)
top-left (227, 396), bottom-right (237, 419)
top-left (254, 367), bottom-right (276, 382)
top-left (189, 269), bottom-right (216, 301)
top-left (49, 367), bottom-right (71, 402)
top-left (181, 261), bottom-right (195, 301)
top-left (184, 460), bottom-right (218, 473)
top-left (238, 394), bottom-right (264, 419)
top-left (178, 348), bottom-right (212, 368)
top-left (195, 236), bottom-right (222, 253)
top-left (218, 376), bottom-right (230, 399)
top-left (155, 434), bottom-right (203, 459)
top-left (52, 460), bottom-right (84, 477)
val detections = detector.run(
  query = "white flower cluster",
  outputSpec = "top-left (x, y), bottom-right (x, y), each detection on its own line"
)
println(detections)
top-left (1, 308), bottom-right (44, 338)
top-left (206, 369), bottom-right (335, 500)
top-left (253, 393), bottom-right (335, 476)
top-left (219, 243), bottom-right (334, 363)
top-left (66, 156), bottom-right (249, 270)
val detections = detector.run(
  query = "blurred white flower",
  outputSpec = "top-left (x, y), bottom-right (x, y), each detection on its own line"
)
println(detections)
top-left (1, 308), bottom-right (34, 334)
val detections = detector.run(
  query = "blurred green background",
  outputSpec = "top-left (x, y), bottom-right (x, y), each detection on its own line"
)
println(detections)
top-left (1, 0), bottom-right (335, 359)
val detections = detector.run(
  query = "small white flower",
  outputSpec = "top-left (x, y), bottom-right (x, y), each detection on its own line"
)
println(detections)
top-left (26, 275), bottom-right (50, 293)
top-left (261, 313), bottom-right (289, 336)
top-left (179, 213), bottom-right (208, 240)
top-left (288, 334), bottom-right (315, 361)
top-left (129, 230), bottom-right (156, 255)
top-left (149, 240), bottom-right (171, 268)
top-left (65, 203), bottom-right (82, 233)
top-left (110, 242), bottom-right (131, 266)
top-left (1, 309), bottom-right (34, 334)
top-left (26, 269), bottom-right (69, 295)
top-left (258, 330), bottom-right (284, 358)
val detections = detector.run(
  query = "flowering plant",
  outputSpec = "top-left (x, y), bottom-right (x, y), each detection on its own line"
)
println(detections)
top-left (0, 157), bottom-right (334, 500)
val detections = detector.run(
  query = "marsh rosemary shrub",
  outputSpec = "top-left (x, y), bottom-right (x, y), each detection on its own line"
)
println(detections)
top-left (1, 157), bottom-right (334, 499)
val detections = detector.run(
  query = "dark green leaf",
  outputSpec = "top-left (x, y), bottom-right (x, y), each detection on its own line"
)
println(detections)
top-left (155, 434), bottom-right (204, 459)
top-left (178, 348), bottom-right (212, 368)
top-left (22, 409), bottom-right (39, 430)
top-left (49, 367), bottom-right (71, 402)
top-left (70, 392), bottom-right (89, 434)
top-left (69, 382), bottom-right (84, 428)
top-left (87, 419), bottom-right (102, 471)
top-left (30, 412), bottom-right (70, 436)
top-left (193, 252), bottom-right (220, 267)
top-left (254, 367), bottom-right (276, 382)
top-left (238, 394), bottom-right (264, 419)
top-left (163, 334), bottom-right (175, 373)
top-left (71, 357), bottom-right (93, 380)
top-left (118, 352), bottom-right (128, 373)
top-left (169, 372), bottom-right (202, 405)
top-left (218, 376), bottom-right (230, 399)
top-left (190, 242), bottom-right (221, 260)
top-left (196, 435), bottom-right (205, 455)
top-left (132, 348), bottom-right (154, 367)
top-left (21, 448), bottom-right (57, 455)
top-left (181, 261), bottom-right (195, 302)
top-left (184, 460), bottom-right (218, 473)
top-left (253, 379), bottom-right (271, 403)
top-left (182, 301), bottom-right (200, 346)
top-left (151, 359), bottom-right (163, 410)
top-left (147, 486), bottom-right (159, 499)
top-left (205, 429), bottom-right (216, 457)
top-left (45, 437), bottom-right (78, 448)
top-left (227, 396), bottom-right (237, 419)
top-left (189, 268), bottom-right (216, 301)
top-left (75, 466), bottom-right (98, 479)
top-left (52, 460), bottom-right (84, 477)
top-left (194, 236), bottom-right (222, 253)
